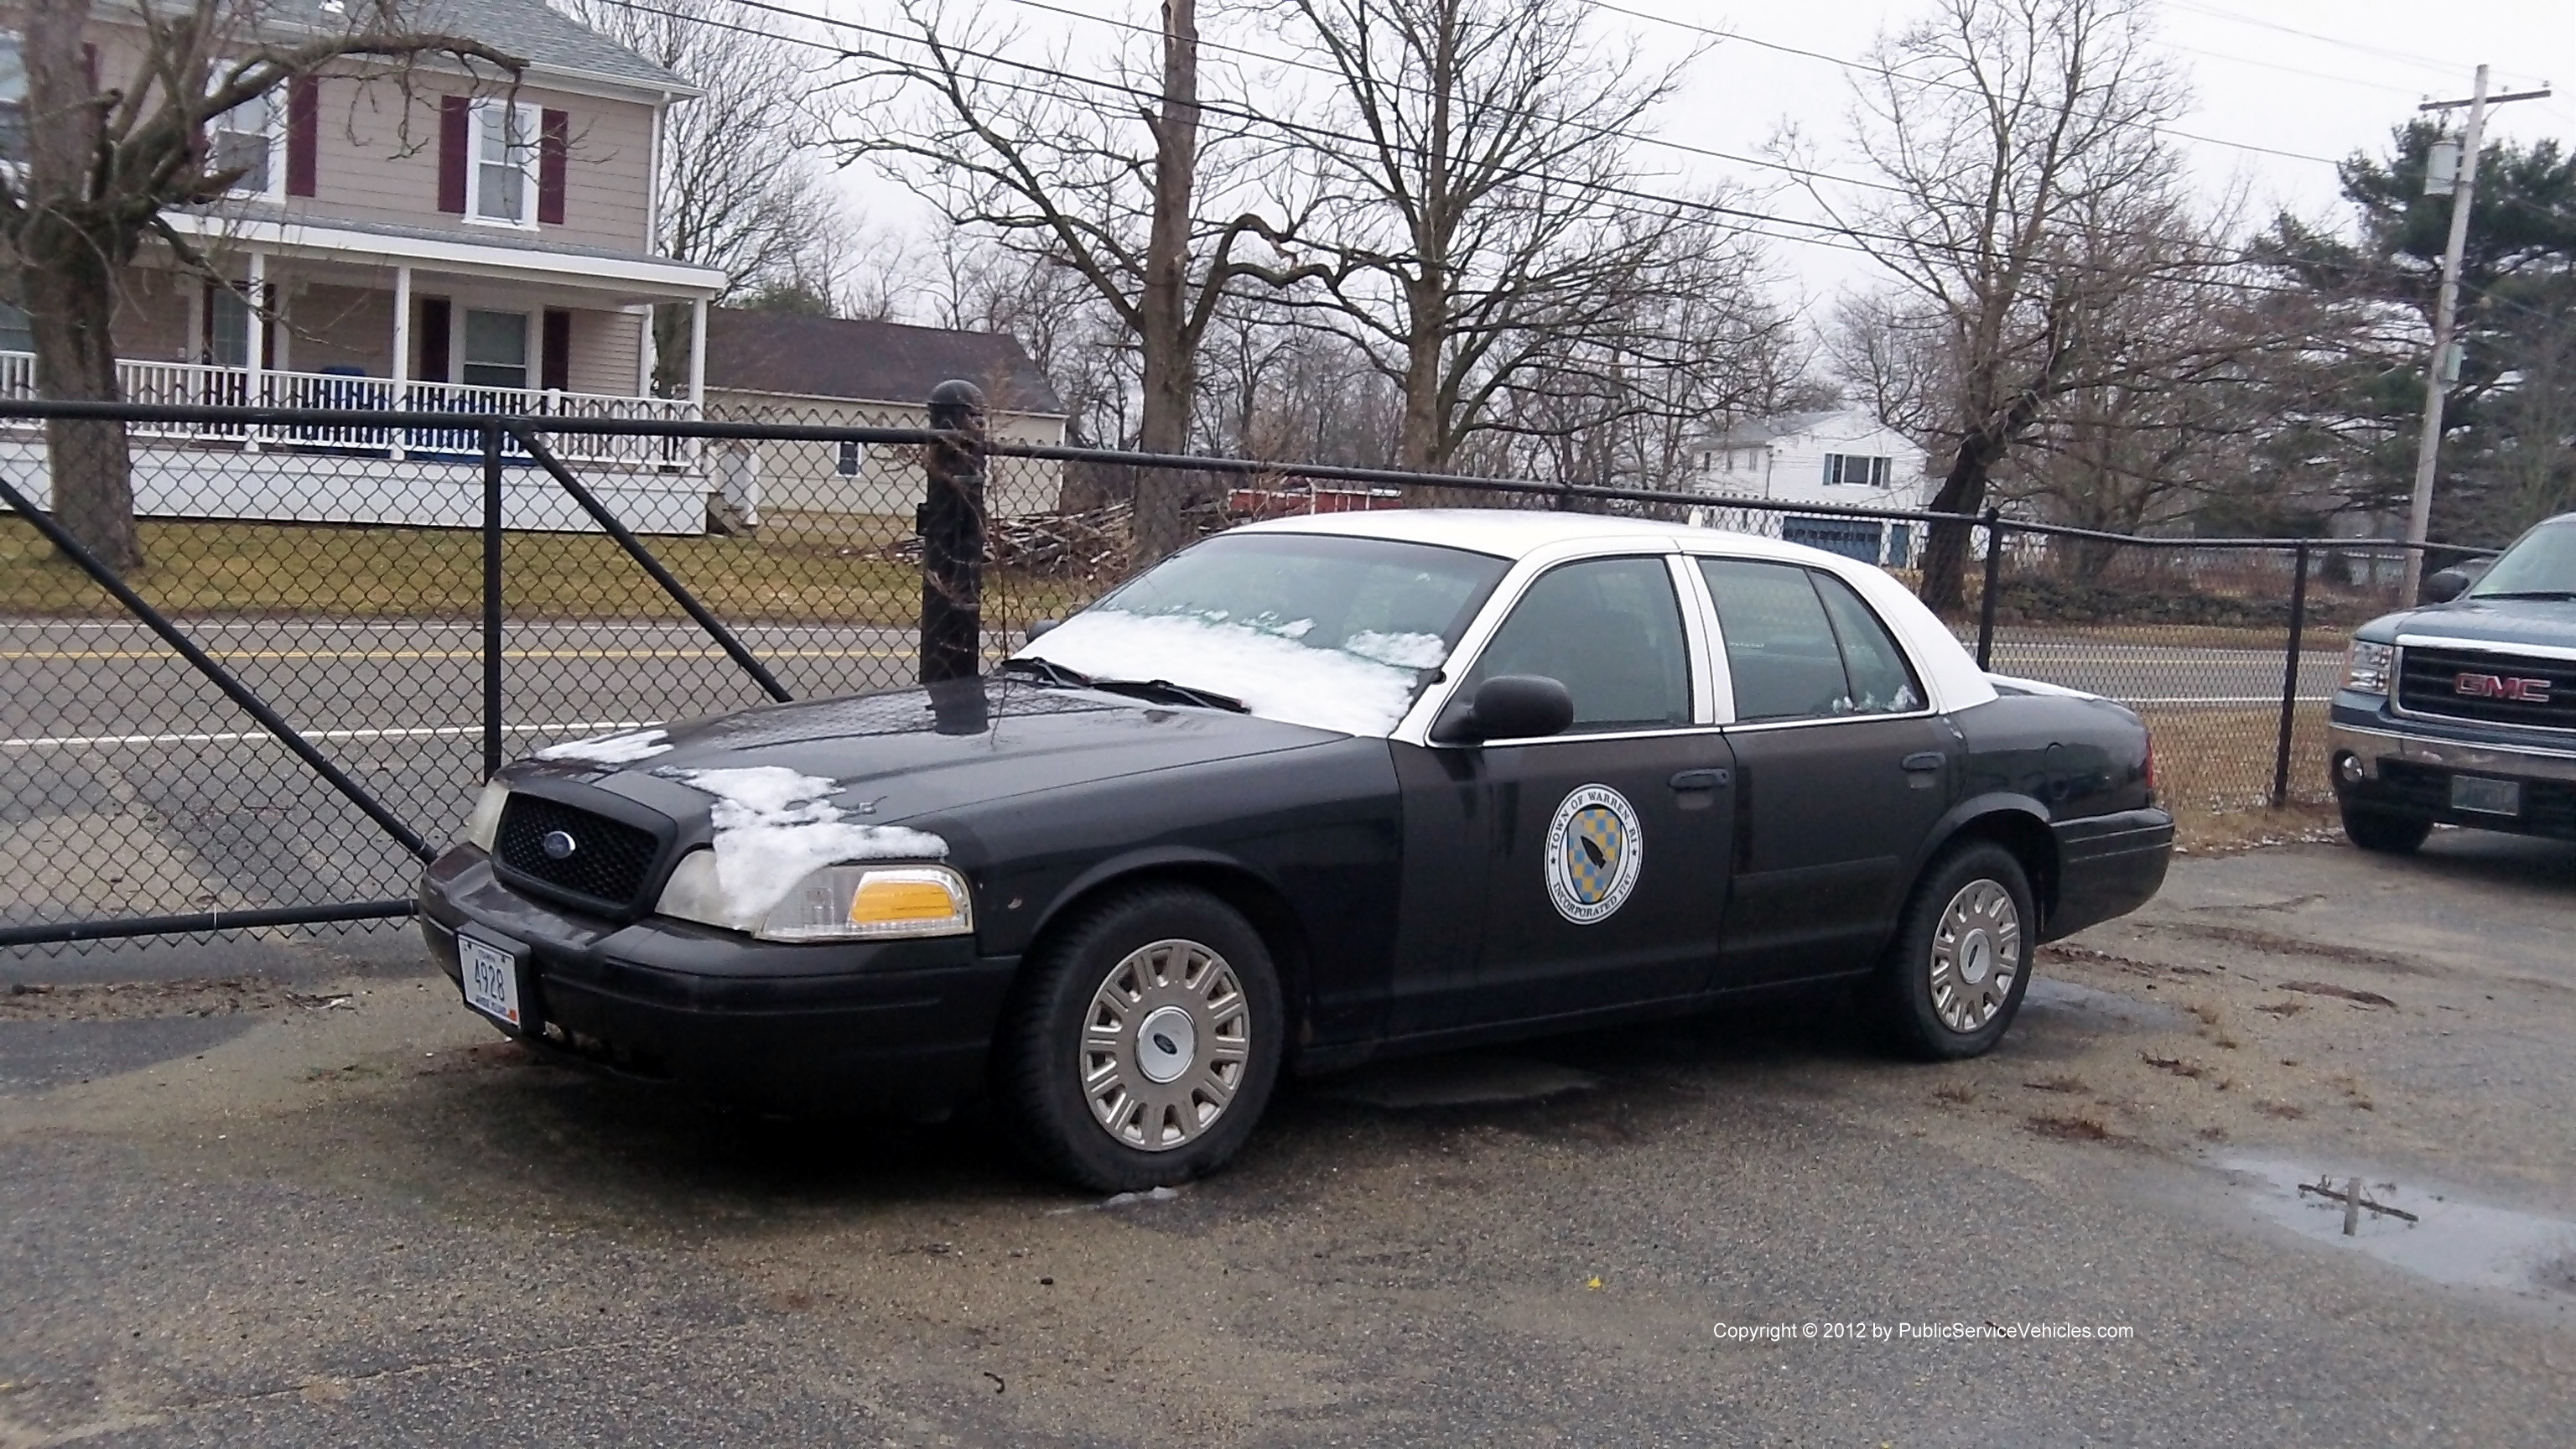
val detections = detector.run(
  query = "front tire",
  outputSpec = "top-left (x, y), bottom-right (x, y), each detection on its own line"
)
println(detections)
top-left (1869, 842), bottom-right (2037, 1062)
top-left (995, 885), bottom-right (1284, 1192)
top-left (2339, 802), bottom-right (2432, 854)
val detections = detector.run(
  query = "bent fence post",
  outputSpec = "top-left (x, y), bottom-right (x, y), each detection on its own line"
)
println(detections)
top-left (512, 427), bottom-right (792, 704)
top-left (0, 901), bottom-right (418, 950)
top-left (0, 475), bottom-right (435, 865)
top-left (1976, 508), bottom-right (2004, 671)
top-left (2272, 541), bottom-right (2311, 809)
top-left (921, 380), bottom-right (989, 686)
top-left (483, 421), bottom-right (506, 778)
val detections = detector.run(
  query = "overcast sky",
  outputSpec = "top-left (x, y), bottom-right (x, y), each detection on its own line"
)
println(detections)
top-left (822, 0), bottom-right (2573, 314)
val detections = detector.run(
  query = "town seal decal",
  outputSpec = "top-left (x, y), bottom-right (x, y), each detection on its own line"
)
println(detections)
top-left (1545, 784), bottom-right (1644, 925)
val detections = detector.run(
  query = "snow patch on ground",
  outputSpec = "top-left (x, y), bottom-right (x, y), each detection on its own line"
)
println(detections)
top-left (532, 727), bottom-right (672, 765)
top-left (1018, 611), bottom-right (1429, 735)
top-left (665, 766), bottom-right (947, 925)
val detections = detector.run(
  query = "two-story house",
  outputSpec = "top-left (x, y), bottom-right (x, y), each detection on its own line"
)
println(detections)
top-left (1685, 408), bottom-right (1934, 569)
top-left (1, 0), bottom-right (727, 532)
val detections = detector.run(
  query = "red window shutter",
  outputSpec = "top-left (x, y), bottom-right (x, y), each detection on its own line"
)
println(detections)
top-left (418, 298), bottom-right (452, 382)
top-left (437, 96), bottom-right (470, 214)
top-left (542, 309), bottom-right (573, 391)
top-left (538, 109), bottom-right (569, 225)
top-left (286, 76), bottom-right (319, 196)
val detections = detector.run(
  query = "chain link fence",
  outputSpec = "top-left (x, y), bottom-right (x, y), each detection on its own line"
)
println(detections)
top-left (1, 393), bottom-right (2428, 953)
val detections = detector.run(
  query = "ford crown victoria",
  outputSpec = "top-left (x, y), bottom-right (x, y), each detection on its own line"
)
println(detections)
top-left (418, 511), bottom-right (2172, 1189)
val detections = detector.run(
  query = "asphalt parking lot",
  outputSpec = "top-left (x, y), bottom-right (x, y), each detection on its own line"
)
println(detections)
top-left (4, 830), bottom-right (2573, 1447)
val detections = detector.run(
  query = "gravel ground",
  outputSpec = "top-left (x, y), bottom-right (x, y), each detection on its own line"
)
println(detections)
top-left (3, 828), bottom-right (2573, 1447)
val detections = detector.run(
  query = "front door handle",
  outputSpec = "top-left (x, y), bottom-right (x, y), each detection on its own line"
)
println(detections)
top-left (1901, 751), bottom-right (1945, 773)
top-left (1670, 768), bottom-right (1732, 792)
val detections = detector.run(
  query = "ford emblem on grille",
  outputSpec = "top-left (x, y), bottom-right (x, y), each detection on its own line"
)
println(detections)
top-left (541, 829), bottom-right (579, 860)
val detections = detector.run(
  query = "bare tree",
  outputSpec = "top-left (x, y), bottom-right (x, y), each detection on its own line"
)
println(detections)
top-left (1811, 0), bottom-right (2204, 610)
top-left (836, 0), bottom-right (1316, 557)
top-left (1261, 0), bottom-right (1704, 475)
top-left (558, 0), bottom-right (840, 389)
top-left (6, 0), bottom-right (518, 570)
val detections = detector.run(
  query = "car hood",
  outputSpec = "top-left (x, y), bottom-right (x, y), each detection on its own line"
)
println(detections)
top-left (2361, 597), bottom-right (2576, 651)
top-left (506, 675), bottom-right (1345, 830)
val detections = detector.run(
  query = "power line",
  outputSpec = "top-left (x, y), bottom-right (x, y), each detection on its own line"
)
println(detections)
top-left (589, 0), bottom-right (2359, 301)
top-left (2158, 0), bottom-right (2502, 86)
top-left (1580, 0), bottom-right (2348, 167)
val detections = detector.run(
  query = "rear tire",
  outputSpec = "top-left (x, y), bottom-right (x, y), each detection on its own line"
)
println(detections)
top-left (2339, 803), bottom-right (2432, 854)
top-left (1869, 841), bottom-right (2037, 1062)
top-left (995, 885), bottom-right (1283, 1192)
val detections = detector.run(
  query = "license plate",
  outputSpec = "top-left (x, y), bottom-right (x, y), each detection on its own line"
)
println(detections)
top-left (458, 931), bottom-right (527, 1029)
top-left (2450, 774), bottom-right (2521, 817)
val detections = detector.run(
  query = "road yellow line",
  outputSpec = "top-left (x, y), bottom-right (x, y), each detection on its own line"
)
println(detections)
top-left (0, 647), bottom-right (914, 662)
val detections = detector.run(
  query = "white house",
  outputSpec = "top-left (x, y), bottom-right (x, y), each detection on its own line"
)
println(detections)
top-left (1685, 408), bottom-right (1934, 569)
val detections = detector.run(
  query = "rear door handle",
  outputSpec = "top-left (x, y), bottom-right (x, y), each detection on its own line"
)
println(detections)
top-left (1670, 768), bottom-right (1731, 791)
top-left (1901, 752), bottom-right (1945, 773)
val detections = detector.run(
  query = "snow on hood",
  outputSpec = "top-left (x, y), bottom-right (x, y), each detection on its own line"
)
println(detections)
top-left (664, 766), bottom-right (948, 926)
top-left (533, 727), bottom-right (673, 765)
top-left (1017, 611), bottom-right (1439, 736)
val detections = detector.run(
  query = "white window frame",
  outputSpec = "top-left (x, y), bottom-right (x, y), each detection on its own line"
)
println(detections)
top-left (211, 89), bottom-right (287, 201)
top-left (465, 98), bottom-right (539, 231)
top-left (459, 308), bottom-right (533, 392)
top-left (0, 35), bottom-right (27, 174)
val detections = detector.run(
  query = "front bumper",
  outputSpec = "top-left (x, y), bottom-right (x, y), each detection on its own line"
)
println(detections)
top-left (2044, 807), bottom-right (2173, 941)
top-left (2328, 695), bottom-right (2576, 840)
top-left (418, 846), bottom-right (1018, 1113)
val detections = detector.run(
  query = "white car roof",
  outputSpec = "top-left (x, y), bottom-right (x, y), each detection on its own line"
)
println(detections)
top-left (1237, 506), bottom-right (1860, 568)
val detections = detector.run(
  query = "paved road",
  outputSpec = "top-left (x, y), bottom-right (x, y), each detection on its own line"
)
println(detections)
top-left (2, 834), bottom-right (2571, 1445)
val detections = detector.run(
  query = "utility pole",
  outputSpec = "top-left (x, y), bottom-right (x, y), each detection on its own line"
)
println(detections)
top-left (2402, 67), bottom-right (2552, 604)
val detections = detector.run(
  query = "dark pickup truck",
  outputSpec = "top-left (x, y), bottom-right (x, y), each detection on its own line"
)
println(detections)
top-left (2330, 512), bottom-right (2576, 851)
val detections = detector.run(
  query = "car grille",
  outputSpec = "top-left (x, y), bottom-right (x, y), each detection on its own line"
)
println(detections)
top-left (494, 793), bottom-right (663, 913)
top-left (2376, 761), bottom-right (2576, 837)
top-left (2395, 646), bottom-right (2576, 731)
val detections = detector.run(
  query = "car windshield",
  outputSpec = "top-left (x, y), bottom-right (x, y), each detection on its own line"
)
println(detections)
top-left (1014, 532), bottom-right (1512, 735)
top-left (2468, 520), bottom-right (2576, 598)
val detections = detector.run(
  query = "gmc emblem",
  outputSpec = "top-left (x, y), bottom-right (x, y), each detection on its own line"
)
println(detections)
top-left (2455, 672), bottom-right (2553, 704)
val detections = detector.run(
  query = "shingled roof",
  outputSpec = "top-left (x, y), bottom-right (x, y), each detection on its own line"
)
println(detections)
top-left (269, 0), bottom-right (692, 92)
top-left (704, 309), bottom-right (1067, 416)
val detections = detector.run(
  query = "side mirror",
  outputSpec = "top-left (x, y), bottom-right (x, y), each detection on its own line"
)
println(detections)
top-left (2420, 569), bottom-right (2473, 605)
top-left (1431, 675), bottom-right (1575, 744)
top-left (1024, 618), bottom-right (1059, 641)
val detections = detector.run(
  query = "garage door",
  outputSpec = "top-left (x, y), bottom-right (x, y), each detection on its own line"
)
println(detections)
top-left (1781, 516), bottom-right (1884, 564)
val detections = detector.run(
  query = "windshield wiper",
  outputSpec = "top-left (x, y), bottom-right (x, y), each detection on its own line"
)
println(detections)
top-left (2471, 590), bottom-right (2576, 600)
top-left (997, 657), bottom-right (1094, 688)
top-left (1088, 678), bottom-right (1251, 713)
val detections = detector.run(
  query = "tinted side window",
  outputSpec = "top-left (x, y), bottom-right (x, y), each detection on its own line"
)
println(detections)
top-left (1463, 557), bottom-right (1690, 732)
top-left (1696, 559), bottom-right (1847, 721)
top-left (1811, 572), bottom-right (1924, 714)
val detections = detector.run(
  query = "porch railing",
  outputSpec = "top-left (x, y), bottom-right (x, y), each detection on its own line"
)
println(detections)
top-left (0, 352), bottom-right (697, 470)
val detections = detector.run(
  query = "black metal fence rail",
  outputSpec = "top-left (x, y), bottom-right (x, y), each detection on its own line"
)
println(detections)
top-left (0, 390), bottom-right (2446, 953)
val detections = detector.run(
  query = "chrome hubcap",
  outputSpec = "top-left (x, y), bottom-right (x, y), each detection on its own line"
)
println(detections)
top-left (1929, 879), bottom-right (2020, 1034)
top-left (1082, 938), bottom-right (1250, 1151)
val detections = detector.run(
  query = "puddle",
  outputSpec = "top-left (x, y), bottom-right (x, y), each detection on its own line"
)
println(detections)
top-left (1311, 1054), bottom-right (1602, 1110)
top-left (2222, 1156), bottom-right (2576, 1298)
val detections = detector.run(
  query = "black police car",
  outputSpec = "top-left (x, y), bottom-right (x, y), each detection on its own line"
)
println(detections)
top-left (420, 511), bottom-right (2171, 1189)
top-left (2331, 512), bottom-right (2576, 851)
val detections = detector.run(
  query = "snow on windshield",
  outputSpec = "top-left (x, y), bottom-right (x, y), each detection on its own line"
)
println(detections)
top-left (666, 766), bottom-right (947, 925)
top-left (1019, 611), bottom-right (1436, 735)
top-left (532, 727), bottom-right (671, 766)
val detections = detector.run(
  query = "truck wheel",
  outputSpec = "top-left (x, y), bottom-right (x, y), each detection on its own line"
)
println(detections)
top-left (1869, 842), bottom-right (2036, 1062)
top-left (2339, 803), bottom-right (2432, 854)
top-left (995, 885), bottom-right (1283, 1192)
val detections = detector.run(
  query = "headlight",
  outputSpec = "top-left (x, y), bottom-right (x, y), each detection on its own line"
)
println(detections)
top-left (2343, 640), bottom-right (2394, 695)
top-left (653, 852), bottom-right (973, 943)
top-left (465, 780), bottom-right (509, 851)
